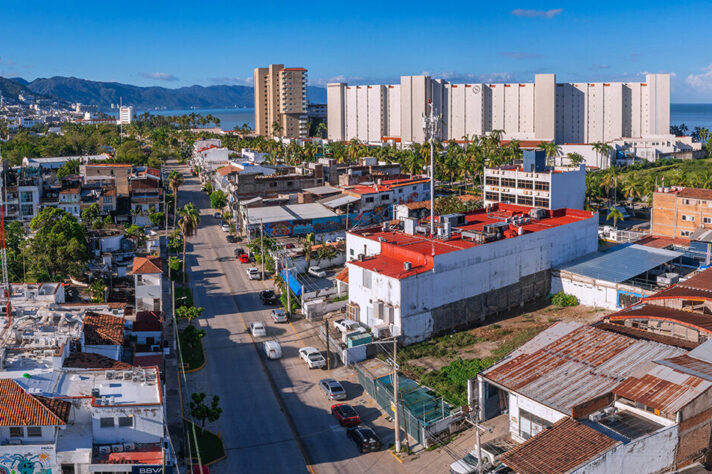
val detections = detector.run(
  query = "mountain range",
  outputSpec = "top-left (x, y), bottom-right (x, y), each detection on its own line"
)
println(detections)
top-left (0, 76), bottom-right (327, 109)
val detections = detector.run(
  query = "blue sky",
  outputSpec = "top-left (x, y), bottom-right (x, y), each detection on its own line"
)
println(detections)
top-left (1, 0), bottom-right (711, 102)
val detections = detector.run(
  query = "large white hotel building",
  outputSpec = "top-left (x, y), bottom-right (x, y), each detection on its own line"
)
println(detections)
top-left (327, 73), bottom-right (670, 145)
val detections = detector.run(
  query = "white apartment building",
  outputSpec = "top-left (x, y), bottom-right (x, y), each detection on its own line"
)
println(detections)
top-left (118, 106), bottom-right (134, 125)
top-left (328, 73), bottom-right (670, 145)
top-left (483, 151), bottom-right (586, 210)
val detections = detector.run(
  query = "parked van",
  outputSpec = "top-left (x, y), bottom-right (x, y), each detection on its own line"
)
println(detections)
top-left (263, 341), bottom-right (282, 359)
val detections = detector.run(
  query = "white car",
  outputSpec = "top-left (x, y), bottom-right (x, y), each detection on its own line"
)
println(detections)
top-left (299, 346), bottom-right (326, 369)
top-left (263, 340), bottom-right (282, 359)
top-left (249, 321), bottom-right (267, 338)
top-left (221, 223), bottom-right (230, 232)
top-left (308, 266), bottom-right (327, 278)
top-left (333, 319), bottom-right (360, 333)
top-left (246, 267), bottom-right (261, 280)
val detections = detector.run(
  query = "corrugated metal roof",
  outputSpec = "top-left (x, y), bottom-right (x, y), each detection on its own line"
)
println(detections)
top-left (246, 203), bottom-right (337, 224)
top-left (614, 361), bottom-right (712, 414)
top-left (320, 194), bottom-right (360, 208)
top-left (482, 323), bottom-right (686, 414)
top-left (556, 244), bottom-right (682, 283)
top-left (645, 268), bottom-right (712, 302)
top-left (302, 185), bottom-right (342, 196)
top-left (608, 303), bottom-right (712, 334)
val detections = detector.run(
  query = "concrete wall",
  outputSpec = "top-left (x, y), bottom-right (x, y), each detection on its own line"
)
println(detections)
top-left (508, 392), bottom-right (568, 442)
top-left (551, 271), bottom-right (654, 310)
top-left (85, 344), bottom-right (121, 360)
top-left (534, 74), bottom-right (556, 140)
top-left (91, 404), bottom-right (163, 444)
top-left (573, 425), bottom-right (678, 474)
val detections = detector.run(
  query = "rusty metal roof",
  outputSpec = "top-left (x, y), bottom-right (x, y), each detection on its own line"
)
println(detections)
top-left (500, 417), bottom-right (619, 474)
top-left (595, 322), bottom-right (700, 350)
top-left (645, 268), bottom-right (712, 303)
top-left (608, 303), bottom-right (712, 334)
top-left (614, 361), bottom-right (712, 415)
top-left (482, 323), bottom-right (686, 414)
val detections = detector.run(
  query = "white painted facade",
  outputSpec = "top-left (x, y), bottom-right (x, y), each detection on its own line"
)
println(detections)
top-left (328, 73), bottom-right (670, 145)
top-left (483, 165), bottom-right (586, 210)
top-left (134, 271), bottom-right (162, 312)
top-left (118, 106), bottom-right (134, 125)
top-left (550, 271), bottom-right (657, 310)
top-left (346, 214), bottom-right (598, 343)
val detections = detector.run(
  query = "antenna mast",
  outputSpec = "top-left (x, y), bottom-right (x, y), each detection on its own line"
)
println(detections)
top-left (423, 99), bottom-right (441, 237)
top-left (0, 148), bottom-right (11, 328)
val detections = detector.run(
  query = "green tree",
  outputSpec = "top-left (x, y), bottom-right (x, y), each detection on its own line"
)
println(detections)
top-left (80, 203), bottom-right (100, 226)
top-left (538, 141), bottom-right (562, 166)
top-left (56, 159), bottom-right (80, 180)
top-left (168, 170), bottom-right (184, 229)
top-left (179, 203), bottom-right (200, 287)
top-left (190, 392), bottom-right (222, 428)
top-left (168, 256), bottom-right (182, 281)
top-left (149, 211), bottom-right (165, 228)
top-left (209, 190), bottom-right (228, 210)
top-left (591, 142), bottom-right (613, 169)
top-left (176, 305), bottom-right (204, 325)
top-left (88, 279), bottom-right (106, 302)
top-left (567, 152), bottom-right (584, 168)
top-left (25, 208), bottom-right (88, 280)
top-left (606, 207), bottom-right (625, 228)
top-left (303, 233), bottom-right (314, 266)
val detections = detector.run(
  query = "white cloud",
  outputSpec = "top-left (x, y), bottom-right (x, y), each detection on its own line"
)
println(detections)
top-left (140, 72), bottom-right (179, 82)
top-left (686, 65), bottom-right (712, 91)
top-left (511, 8), bottom-right (563, 18)
top-left (209, 76), bottom-right (254, 86)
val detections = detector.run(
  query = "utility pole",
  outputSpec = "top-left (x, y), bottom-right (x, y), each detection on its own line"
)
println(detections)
top-left (260, 219), bottom-right (264, 281)
top-left (325, 318), bottom-right (330, 370)
top-left (476, 400), bottom-right (483, 474)
top-left (285, 258), bottom-right (291, 316)
top-left (393, 336), bottom-right (401, 453)
top-left (423, 99), bottom-right (441, 237)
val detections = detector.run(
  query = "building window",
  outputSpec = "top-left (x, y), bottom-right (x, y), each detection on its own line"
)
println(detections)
top-left (534, 181), bottom-right (550, 191)
top-left (517, 196), bottom-right (533, 206)
top-left (381, 195), bottom-right (390, 201)
top-left (519, 409), bottom-right (551, 440)
top-left (103, 196), bottom-right (112, 204)
top-left (518, 180), bottom-right (533, 189)
top-left (485, 176), bottom-right (499, 186)
top-left (681, 230), bottom-right (693, 237)
top-left (681, 215), bottom-right (695, 222)
top-left (21, 191), bottom-right (33, 203)
top-left (27, 426), bottom-right (42, 437)
top-left (362, 269), bottom-right (372, 289)
top-left (683, 199), bottom-right (696, 205)
top-left (704, 217), bottom-right (712, 224)
top-left (534, 198), bottom-right (549, 208)
top-left (9, 427), bottom-right (23, 437)
top-left (500, 193), bottom-right (516, 203)
top-left (365, 197), bottom-right (374, 203)
top-left (501, 178), bottom-right (516, 188)
top-left (118, 417), bottom-right (133, 427)
top-left (485, 192), bottom-right (499, 202)
top-left (100, 417), bottom-right (115, 428)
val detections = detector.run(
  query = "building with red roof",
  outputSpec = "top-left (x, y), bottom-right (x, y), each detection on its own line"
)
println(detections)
top-left (346, 202), bottom-right (597, 343)
top-left (132, 257), bottom-right (163, 313)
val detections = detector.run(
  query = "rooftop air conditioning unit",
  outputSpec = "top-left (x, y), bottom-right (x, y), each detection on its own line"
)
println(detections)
top-left (111, 444), bottom-right (124, 453)
top-left (123, 442), bottom-right (136, 451)
top-left (588, 412), bottom-right (604, 422)
top-left (98, 446), bottom-right (111, 455)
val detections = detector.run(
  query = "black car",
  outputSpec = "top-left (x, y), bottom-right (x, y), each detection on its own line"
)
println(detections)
top-left (226, 234), bottom-right (237, 243)
top-left (234, 247), bottom-right (245, 257)
top-left (347, 426), bottom-right (381, 453)
top-left (260, 290), bottom-right (279, 305)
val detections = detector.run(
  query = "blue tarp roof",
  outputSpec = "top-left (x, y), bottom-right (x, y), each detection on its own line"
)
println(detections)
top-left (281, 269), bottom-right (302, 296)
top-left (557, 243), bottom-right (683, 283)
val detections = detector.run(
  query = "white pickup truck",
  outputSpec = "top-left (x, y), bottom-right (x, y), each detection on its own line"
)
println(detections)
top-left (333, 318), bottom-right (360, 333)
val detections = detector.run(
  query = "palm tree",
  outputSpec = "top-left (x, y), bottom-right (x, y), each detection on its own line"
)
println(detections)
top-left (303, 233), bottom-right (314, 266)
top-left (622, 173), bottom-right (643, 215)
top-left (168, 170), bottom-right (184, 230)
top-left (538, 141), bottom-right (562, 167)
top-left (606, 207), bottom-right (625, 229)
top-left (695, 170), bottom-right (712, 189)
top-left (272, 121), bottom-right (283, 137)
top-left (178, 203), bottom-right (200, 287)
top-left (316, 122), bottom-right (327, 140)
top-left (591, 142), bottom-right (614, 169)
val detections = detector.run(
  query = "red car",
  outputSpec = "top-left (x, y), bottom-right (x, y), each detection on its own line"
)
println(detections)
top-left (238, 254), bottom-right (250, 263)
top-left (331, 404), bottom-right (361, 427)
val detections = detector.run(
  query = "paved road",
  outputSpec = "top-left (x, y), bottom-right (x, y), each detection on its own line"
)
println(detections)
top-left (174, 163), bottom-right (409, 474)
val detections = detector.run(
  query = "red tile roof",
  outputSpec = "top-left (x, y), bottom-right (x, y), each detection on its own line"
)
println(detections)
top-left (335, 268), bottom-right (349, 283)
top-left (500, 418), bottom-right (618, 474)
top-left (0, 379), bottom-right (71, 426)
top-left (83, 313), bottom-right (125, 345)
top-left (132, 256), bottom-right (163, 274)
top-left (130, 179), bottom-right (160, 192)
top-left (133, 354), bottom-right (163, 368)
top-left (216, 164), bottom-right (242, 176)
top-left (86, 163), bottom-right (133, 168)
top-left (60, 187), bottom-right (80, 194)
top-left (655, 187), bottom-right (712, 201)
top-left (134, 311), bottom-right (163, 332)
top-left (63, 352), bottom-right (134, 369)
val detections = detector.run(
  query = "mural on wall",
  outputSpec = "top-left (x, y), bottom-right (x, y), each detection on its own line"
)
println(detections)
top-left (0, 452), bottom-right (53, 474)
top-left (262, 206), bottom-right (393, 238)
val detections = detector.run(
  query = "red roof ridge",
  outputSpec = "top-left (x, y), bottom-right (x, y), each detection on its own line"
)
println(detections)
top-left (0, 379), bottom-right (71, 426)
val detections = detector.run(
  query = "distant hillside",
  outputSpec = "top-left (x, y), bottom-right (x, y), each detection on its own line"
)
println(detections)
top-left (0, 77), bottom-right (37, 100)
top-left (2, 76), bottom-right (327, 109)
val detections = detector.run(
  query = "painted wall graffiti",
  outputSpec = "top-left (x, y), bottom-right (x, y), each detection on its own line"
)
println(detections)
top-left (261, 206), bottom-right (393, 238)
top-left (0, 452), bottom-right (53, 474)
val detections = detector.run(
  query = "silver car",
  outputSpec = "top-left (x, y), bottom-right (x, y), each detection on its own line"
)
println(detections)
top-left (319, 378), bottom-right (347, 400)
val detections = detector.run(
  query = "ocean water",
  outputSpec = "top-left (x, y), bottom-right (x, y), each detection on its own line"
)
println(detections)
top-left (132, 104), bottom-right (712, 134)
top-left (670, 103), bottom-right (712, 131)
top-left (135, 107), bottom-right (255, 131)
